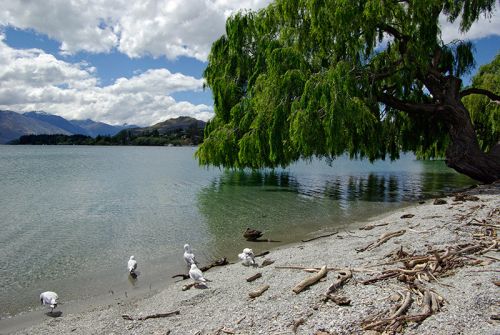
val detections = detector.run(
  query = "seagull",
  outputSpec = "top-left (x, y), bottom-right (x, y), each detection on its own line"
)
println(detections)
top-left (244, 228), bottom-right (263, 241)
top-left (128, 256), bottom-right (138, 278)
top-left (183, 244), bottom-right (197, 267)
top-left (40, 291), bottom-right (58, 313)
top-left (189, 263), bottom-right (207, 286)
top-left (238, 248), bottom-right (256, 266)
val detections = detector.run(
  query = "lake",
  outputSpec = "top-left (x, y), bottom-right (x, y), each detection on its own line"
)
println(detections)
top-left (0, 145), bottom-right (475, 320)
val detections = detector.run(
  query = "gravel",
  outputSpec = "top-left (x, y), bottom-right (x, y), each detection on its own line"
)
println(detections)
top-left (9, 184), bottom-right (500, 335)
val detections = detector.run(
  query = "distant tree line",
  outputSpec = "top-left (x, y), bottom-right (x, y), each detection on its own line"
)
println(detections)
top-left (11, 125), bottom-right (204, 146)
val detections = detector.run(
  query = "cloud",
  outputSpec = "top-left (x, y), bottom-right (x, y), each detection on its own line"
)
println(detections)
top-left (0, 0), bottom-right (272, 60)
top-left (0, 35), bottom-right (212, 126)
top-left (440, 8), bottom-right (500, 43)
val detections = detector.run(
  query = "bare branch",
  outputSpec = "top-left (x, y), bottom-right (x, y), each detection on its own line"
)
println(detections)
top-left (460, 88), bottom-right (500, 103)
top-left (377, 93), bottom-right (441, 115)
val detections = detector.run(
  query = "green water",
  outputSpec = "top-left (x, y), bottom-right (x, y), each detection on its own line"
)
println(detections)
top-left (0, 145), bottom-right (475, 319)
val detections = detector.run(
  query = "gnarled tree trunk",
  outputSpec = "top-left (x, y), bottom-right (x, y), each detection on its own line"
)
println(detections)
top-left (442, 78), bottom-right (500, 184)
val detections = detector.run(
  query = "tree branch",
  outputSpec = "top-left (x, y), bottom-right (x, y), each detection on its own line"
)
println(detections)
top-left (377, 93), bottom-right (440, 115)
top-left (460, 88), bottom-right (500, 102)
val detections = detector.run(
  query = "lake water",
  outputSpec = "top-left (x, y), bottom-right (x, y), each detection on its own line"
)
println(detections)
top-left (0, 145), bottom-right (475, 320)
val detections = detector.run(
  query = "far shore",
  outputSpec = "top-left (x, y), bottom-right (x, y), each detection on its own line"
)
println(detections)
top-left (5, 183), bottom-right (500, 335)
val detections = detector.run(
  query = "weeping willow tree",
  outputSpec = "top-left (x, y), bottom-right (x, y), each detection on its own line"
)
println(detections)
top-left (196, 0), bottom-right (500, 183)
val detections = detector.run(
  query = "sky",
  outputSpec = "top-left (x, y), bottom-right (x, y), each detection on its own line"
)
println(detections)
top-left (0, 1), bottom-right (499, 127)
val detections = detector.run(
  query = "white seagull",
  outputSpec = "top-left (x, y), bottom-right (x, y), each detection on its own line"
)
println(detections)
top-left (40, 291), bottom-right (58, 313)
top-left (189, 263), bottom-right (207, 286)
top-left (128, 256), bottom-right (138, 278)
top-left (183, 244), bottom-right (197, 266)
top-left (238, 248), bottom-right (256, 266)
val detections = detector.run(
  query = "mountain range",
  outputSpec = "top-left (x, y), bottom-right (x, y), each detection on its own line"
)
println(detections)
top-left (0, 110), bottom-right (206, 144)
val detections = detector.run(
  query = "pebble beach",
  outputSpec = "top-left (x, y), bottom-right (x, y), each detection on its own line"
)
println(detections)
top-left (6, 183), bottom-right (500, 335)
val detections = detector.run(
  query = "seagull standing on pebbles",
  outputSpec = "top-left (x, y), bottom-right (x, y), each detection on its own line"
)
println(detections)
top-left (238, 248), bottom-right (256, 266)
top-left (128, 256), bottom-right (138, 278)
top-left (183, 244), bottom-right (197, 267)
top-left (40, 291), bottom-right (58, 313)
top-left (189, 263), bottom-right (207, 286)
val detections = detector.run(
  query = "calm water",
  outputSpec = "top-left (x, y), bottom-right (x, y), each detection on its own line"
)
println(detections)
top-left (0, 146), bottom-right (475, 319)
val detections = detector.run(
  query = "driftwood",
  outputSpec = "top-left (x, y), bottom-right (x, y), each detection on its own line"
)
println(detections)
top-left (182, 283), bottom-right (196, 291)
top-left (260, 259), bottom-right (275, 267)
top-left (292, 312), bottom-right (313, 333)
top-left (255, 251), bottom-right (270, 258)
top-left (173, 258), bottom-right (229, 280)
top-left (324, 294), bottom-right (351, 305)
top-left (248, 284), bottom-right (269, 298)
top-left (326, 269), bottom-right (352, 294)
top-left (246, 273), bottom-right (262, 282)
top-left (292, 265), bottom-right (327, 294)
top-left (200, 257), bottom-right (228, 272)
top-left (356, 230), bottom-right (406, 252)
top-left (122, 310), bottom-right (180, 321)
top-left (275, 265), bottom-right (376, 273)
top-left (359, 222), bottom-right (389, 230)
top-left (301, 231), bottom-right (338, 242)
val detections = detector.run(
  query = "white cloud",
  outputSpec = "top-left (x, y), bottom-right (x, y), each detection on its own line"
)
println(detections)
top-left (440, 9), bottom-right (500, 43)
top-left (0, 0), bottom-right (272, 60)
top-left (0, 35), bottom-right (212, 126)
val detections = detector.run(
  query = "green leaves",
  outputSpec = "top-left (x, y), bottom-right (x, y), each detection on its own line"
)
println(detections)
top-left (463, 53), bottom-right (500, 152)
top-left (197, 0), bottom-right (497, 169)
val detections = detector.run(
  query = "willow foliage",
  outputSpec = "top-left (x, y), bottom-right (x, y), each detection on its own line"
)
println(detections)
top-left (196, 0), bottom-right (497, 169)
top-left (463, 53), bottom-right (500, 153)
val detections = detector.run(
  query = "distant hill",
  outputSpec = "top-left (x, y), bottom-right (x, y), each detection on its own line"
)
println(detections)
top-left (24, 111), bottom-right (89, 136)
top-left (1, 110), bottom-right (205, 145)
top-left (0, 110), bottom-right (71, 144)
top-left (70, 119), bottom-right (137, 137)
top-left (0, 110), bottom-right (139, 143)
top-left (131, 116), bottom-right (206, 136)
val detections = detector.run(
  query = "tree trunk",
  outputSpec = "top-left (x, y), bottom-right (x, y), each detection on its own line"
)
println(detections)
top-left (442, 78), bottom-right (500, 184)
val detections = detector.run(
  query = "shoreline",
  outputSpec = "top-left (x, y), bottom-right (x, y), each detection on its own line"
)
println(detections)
top-left (6, 183), bottom-right (499, 334)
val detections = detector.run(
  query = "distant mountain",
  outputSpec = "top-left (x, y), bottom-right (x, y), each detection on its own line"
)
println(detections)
top-left (24, 111), bottom-right (89, 136)
top-left (131, 116), bottom-right (206, 136)
top-left (0, 110), bottom-right (71, 144)
top-left (70, 119), bottom-right (138, 137)
top-left (1, 110), bottom-right (204, 144)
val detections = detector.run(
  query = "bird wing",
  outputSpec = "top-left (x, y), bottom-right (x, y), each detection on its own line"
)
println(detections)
top-left (189, 268), bottom-right (205, 281)
top-left (128, 260), bottom-right (137, 271)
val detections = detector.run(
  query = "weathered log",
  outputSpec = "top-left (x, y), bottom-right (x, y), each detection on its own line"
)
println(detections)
top-left (248, 285), bottom-right (269, 298)
top-left (246, 273), bottom-right (262, 282)
top-left (292, 265), bottom-right (327, 294)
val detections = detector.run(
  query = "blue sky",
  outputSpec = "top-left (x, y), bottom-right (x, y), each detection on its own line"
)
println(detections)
top-left (0, 1), bottom-right (498, 126)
